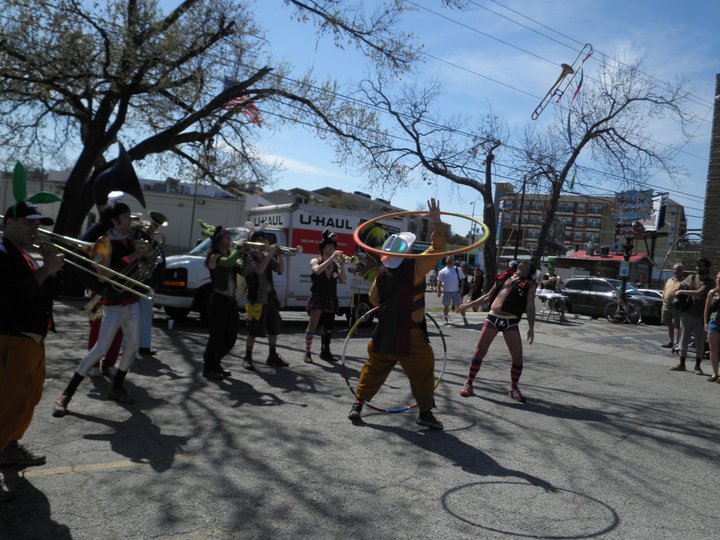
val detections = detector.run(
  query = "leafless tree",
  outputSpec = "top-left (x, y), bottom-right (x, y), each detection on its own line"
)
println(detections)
top-left (515, 57), bottom-right (695, 263)
top-left (335, 77), bottom-right (508, 282)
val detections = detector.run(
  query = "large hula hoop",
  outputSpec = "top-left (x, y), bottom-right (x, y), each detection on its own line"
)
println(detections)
top-left (341, 306), bottom-right (448, 414)
top-left (353, 210), bottom-right (489, 259)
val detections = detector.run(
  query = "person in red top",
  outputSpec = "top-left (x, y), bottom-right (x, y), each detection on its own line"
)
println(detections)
top-left (457, 260), bottom-right (537, 403)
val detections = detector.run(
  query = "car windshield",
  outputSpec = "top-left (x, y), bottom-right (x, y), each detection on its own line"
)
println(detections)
top-left (606, 279), bottom-right (640, 294)
top-left (187, 229), bottom-right (247, 255)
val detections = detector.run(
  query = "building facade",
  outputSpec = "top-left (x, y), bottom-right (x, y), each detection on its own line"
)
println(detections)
top-left (495, 187), bottom-right (687, 281)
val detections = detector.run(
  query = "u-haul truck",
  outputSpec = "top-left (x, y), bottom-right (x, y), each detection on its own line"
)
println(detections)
top-left (154, 202), bottom-right (413, 325)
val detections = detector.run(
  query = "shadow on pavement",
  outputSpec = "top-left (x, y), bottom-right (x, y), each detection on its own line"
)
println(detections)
top-left (0, 469), bottom-right (72, 539)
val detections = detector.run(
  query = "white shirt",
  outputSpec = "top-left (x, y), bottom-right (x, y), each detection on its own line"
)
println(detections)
top-left (438, 265), bottom-right (465, 293)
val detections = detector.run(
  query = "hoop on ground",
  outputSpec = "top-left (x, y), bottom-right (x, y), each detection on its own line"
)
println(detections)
top-left (341, 306), bottom-right (448, 414)
top-left (353, 211), bottom-right (489, 260)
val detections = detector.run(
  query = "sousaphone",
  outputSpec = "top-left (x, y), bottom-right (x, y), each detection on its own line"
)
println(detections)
top-left (92, 143), bottom-right (147, 209)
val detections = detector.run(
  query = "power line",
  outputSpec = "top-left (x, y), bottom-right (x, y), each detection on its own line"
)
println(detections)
top-left (2, 1), bottom-right (711, 213)
top-left (484, 0), bottom-right (715, 109)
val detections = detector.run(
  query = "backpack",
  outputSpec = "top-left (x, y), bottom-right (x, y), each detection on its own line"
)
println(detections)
top-left (456, 268), bottom-right (470, 296)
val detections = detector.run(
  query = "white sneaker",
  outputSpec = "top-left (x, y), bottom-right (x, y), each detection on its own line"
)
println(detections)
top-left (102, 366), bottom-right (118, 377)
top-left (88, 366), bottom-right (102, 377)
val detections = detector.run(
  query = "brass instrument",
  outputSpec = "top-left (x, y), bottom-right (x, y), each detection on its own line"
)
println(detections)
top-left (133, 210), bottom-right (168, 247)
top-left (531, 43), bottom-right (594, 120)
top-left (243, 241), bottom-right (303, 255)
top-left (33, 229), bottom-right (153, 299)
top-left (339, 254), bottom-right (359, 265)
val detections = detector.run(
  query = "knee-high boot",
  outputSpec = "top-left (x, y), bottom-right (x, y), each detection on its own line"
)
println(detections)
top-left (319, 331), bottom-right (336, 361)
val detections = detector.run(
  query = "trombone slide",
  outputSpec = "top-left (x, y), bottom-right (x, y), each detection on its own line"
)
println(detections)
top-left (531, 43), bottom-right (593, 120)
top-left (243, 241), bottom-right (302, 255)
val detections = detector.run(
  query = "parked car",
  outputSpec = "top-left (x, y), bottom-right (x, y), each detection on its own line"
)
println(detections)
top-left (638, 288), bottom-right (663, 300)
top-left (561, 277), bottom-right (662, 324)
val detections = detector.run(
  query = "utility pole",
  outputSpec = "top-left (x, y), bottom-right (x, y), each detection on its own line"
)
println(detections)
top-left (621, 235), bottom-right (634, 301)
top-left (467, 200), bottom-right (476, 266)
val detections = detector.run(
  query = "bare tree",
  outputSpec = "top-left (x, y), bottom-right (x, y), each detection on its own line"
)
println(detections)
top-left (335, 78), bottom-right (508, 283)
top-left (0, 0), bottom-right (421, 234)
top-left (515, 58), bottom-right (695, 264)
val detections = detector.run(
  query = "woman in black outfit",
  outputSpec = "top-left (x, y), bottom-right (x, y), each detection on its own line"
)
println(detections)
top-left (202, 226), bottom-right (248, 379)
top-left (303, 229), bottom-right (346, 363)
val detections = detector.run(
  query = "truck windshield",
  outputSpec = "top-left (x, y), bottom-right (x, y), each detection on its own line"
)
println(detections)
top-left (187, 229), bottom-right (247, 256)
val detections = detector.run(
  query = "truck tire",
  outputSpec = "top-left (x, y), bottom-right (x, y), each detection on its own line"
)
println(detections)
top-left (164, 307), bottom-right (190, 321)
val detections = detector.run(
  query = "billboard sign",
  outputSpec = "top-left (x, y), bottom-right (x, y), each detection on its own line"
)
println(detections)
top-left (637, 193), bottom-right (666, 232)
top-left (614, 190), bottom-right (654, 222)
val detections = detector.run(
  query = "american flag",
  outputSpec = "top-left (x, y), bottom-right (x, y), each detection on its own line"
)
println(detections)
top-left (222, 78), bottom-right (262, 127)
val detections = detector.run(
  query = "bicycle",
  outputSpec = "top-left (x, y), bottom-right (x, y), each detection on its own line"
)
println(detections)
top-left (604, 296), bottom-right (641, 324)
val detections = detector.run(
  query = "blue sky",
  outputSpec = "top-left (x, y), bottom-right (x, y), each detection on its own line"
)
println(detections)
top-left (245, 0), bottom-right (718, 236)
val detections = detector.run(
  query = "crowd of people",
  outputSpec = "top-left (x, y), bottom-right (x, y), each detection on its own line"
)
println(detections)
top-left (4, 183), bottom-right (717, 503)
top-left (663, 258), bottom-right (720, 382)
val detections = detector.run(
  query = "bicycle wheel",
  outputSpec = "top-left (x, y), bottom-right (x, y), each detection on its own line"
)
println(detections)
top-left (626, 302), bottom-right (641, 324)
top-left (604, 301), bottom-right (626, 324)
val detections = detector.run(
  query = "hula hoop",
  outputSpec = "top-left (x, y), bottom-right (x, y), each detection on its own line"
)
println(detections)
top-left (341, 306), bottom-right (448, 414)
top-left (353, 210), bottom-right (490, 259)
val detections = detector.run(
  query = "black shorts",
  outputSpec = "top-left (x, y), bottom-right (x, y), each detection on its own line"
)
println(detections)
top-left (246, 294), bottom-right (283, 337)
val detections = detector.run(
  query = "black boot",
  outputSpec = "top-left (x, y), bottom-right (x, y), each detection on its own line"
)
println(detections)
top-left (266, 348), bottom-right (289, 367)
top-left (319, 333), bottom-right (336, 362)
top-left (243, 350), bottom-right (255, 371)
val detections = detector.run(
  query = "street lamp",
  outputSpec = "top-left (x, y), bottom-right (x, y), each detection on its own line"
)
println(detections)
top-left (466, 200), bottom-right (476, 266)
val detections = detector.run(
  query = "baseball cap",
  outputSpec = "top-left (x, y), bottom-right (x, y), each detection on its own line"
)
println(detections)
top-left (380, 232), bottom-right (416, 269)
top-left (4, 201), bottom-right (54, 225)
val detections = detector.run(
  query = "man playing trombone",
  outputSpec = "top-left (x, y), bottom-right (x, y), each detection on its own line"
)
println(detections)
top-left (53, 201), bottom-right (149, 416)
top-left (0, 202), bottom-right (64, 501)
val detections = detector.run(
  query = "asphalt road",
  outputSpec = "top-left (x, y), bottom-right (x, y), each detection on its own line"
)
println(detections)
top-left (1, 295), bottom-right (719, 540)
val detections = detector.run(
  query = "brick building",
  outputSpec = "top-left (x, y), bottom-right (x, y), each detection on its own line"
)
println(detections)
top-left (701, 73), bottom-right (720, 271)
top-left (494, 185), bottom-right (687, 278)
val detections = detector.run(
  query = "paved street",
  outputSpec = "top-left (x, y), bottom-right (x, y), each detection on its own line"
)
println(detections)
top-left (1, 294), bottom-right (719, 539)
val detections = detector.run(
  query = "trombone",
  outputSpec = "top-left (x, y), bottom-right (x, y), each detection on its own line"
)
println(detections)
top-left (9, 223), bottom-right (154, 301)
top-left (531, 43), bottom-right (593, 120)
top-left (243, 241), bottom-right (303, 255)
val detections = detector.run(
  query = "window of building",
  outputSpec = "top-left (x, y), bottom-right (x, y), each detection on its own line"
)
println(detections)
top-left (576, 202), bottom-right (585, 212)
top-left (575, 217), bottom-right (584, 227)
top-left (574, 232), bottom-right (584, 242)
